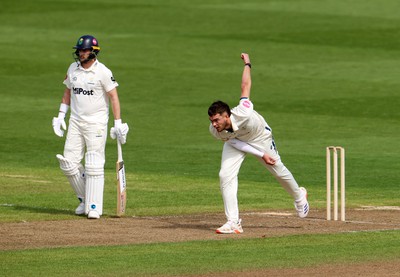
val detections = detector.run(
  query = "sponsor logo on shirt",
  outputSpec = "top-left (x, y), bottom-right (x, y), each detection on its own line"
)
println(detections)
top-left (73, 87), bottom-right (94, 95)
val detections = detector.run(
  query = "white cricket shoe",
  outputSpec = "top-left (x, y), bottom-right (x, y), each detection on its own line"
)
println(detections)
top-left (294, 187), bottom-right (309, 218)
top-left (216, 219), bottom-right (243, 234)
top-left (88, 210), bottom-right (100, 219)
top-left (75, 202), bottom-right (85, 215)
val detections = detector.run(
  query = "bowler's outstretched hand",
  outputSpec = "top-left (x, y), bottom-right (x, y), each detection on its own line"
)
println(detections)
top-left (241, 53), bottom-right (250, 64)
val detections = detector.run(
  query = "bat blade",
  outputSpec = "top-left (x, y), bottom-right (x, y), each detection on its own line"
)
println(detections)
top-left (116, 140), bottom-right (127, 217)
top-left (116, 160), bottom-right (126, 217)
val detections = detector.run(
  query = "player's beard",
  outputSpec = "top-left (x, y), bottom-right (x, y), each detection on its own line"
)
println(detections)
top-left (79, 53), bottom-right (94, 64)
top-left (216, 120), bottom-right (230, 132)
top-left (80, 56), bottom-right (91, 64)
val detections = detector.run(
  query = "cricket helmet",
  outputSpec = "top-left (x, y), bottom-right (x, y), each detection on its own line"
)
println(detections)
top-left (73, 35), bottom-right (100, 60)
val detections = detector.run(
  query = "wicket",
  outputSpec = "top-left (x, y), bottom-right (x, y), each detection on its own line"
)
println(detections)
top-left (326, 146), bottom-right (345, 221)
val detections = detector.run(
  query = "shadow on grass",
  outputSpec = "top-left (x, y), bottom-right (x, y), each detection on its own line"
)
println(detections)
top-left (1, 204), bottom-right (75, 215)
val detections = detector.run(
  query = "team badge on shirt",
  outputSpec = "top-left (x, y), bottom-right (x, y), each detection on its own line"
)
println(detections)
top-left (242, 100), bottom-right (251, 108)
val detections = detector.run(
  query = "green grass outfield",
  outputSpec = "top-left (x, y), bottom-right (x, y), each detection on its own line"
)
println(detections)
top-left (2, 231), bottom-right (400, 276)
top-left (0, 0), bottom-right (399, 275)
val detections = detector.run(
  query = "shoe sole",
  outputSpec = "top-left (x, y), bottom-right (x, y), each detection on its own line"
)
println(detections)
top-left (300, 187), bottom-right (308, 199)
top-left (216, 229), bottom-right (243, 234)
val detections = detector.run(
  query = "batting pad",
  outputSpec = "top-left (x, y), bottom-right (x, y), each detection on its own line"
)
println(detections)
top-left (57, 154), bottom-right (85, 201)
top-left (84, 151), bottom-right (105, 215)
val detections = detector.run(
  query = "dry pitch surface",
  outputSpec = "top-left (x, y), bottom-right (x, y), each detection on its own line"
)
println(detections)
top-left (1, 207), bottom-right (400, 276)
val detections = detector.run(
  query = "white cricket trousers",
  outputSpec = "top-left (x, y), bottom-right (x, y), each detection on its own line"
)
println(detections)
top-left (63, 119), bottom-right (107, 215)
top-left (219, 142), bottom-right (303, 222)
top-left (64, 119), bottom-right (107, 162)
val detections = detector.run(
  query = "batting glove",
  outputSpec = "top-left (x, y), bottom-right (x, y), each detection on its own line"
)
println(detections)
top-left (52, 103), bottom-right (68, 137)
top-left (110, 119), bottom-right (129, 144)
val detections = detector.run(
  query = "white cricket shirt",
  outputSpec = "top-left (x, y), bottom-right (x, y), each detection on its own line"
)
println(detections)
top-left (210, 99), bottom-right (273, 144)
top-left (63, 60), bottom-right (118, 124)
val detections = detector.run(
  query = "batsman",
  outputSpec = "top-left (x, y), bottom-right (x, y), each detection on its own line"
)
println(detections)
top-left (208, 53), bottom-right (309, 234)
top-left (52, 35), bottom-right (129, 219)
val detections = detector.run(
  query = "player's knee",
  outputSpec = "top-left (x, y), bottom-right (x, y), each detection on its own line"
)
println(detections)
top-left (219, 168), bottom-right (237, 188)
top-left (219, 168), bottom-right (231, 181)
top-left (57, 154), bottom-right (81, 176)
top-left (85, 151), bottom-right (105, 176)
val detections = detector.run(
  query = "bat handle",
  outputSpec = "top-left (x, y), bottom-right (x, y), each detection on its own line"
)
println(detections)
top-left (117, 140), bottom-right (123, 161)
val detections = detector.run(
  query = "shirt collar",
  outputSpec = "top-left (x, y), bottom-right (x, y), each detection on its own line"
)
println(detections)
top-left (230, 115), bottom-right (239, 132)
top-left (77, 59), bottom-right (98, 72)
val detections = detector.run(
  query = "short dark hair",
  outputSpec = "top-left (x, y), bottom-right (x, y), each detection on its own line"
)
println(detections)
top-left (208, 101), bottom-right (231, 117)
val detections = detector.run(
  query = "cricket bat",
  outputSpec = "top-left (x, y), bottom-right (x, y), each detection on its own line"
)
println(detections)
top-left (116, 139), bottom-right (126, 217)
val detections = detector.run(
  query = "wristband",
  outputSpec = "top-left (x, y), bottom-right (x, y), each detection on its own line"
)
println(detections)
top-left (58, 103), bottom-right (69, 119)
top-left (114, 119), bottom-right (122, 127)
top-left (245, 63), bottom-right (251, 68)
top-left (59, 103), bottom-right (69, 113)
